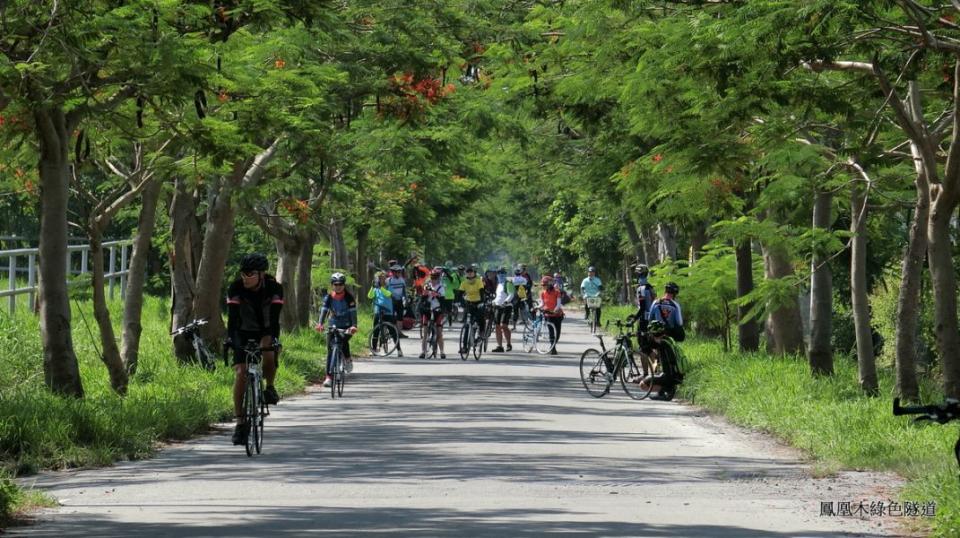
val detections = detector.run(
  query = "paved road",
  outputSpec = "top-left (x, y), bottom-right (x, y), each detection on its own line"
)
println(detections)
top-left (16, 317), bottom-right (901, 537)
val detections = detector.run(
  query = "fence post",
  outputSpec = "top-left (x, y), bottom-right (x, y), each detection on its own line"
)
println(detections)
top-left (8, 254), bottom-right (15, 315)
top-left (120, 243), bottom-right (128, 297)
top-left (109, 245), bottom-right (116, 300)
top-left (27, 253), bottom-right (36, 312)
top-left (80, 247), bottom-right (88, 275)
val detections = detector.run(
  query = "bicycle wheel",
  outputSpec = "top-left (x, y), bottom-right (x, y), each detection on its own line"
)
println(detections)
top-left (330, 347), bottom-right (341, 399)
top-left (244, 375), bottom-right (258, 457)
top-left (427, 323), bottom-right (438, 358)
top-left (197, 342), bottom-right (216, 371)
top-left (371, 323), bottom-right (398, 357)
top-left (471, 323), bottom-right (482, 360)
top-left (336, 358), bottom-right (345, 397)
top-left (579, 348), bottom-right (612, 398)
top-left (620, 351), bottom-right (654, 400)
top-left (534, 320), bottom-right (557, 354)
top-left (521, 323), bottom-right (535, 353)
top-left (459, 323), bottom-right (471, 360)
top-left (255, 379), bottom-right (265, 454)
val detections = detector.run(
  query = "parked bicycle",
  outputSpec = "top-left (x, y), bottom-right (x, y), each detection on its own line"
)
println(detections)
top-left (171, 318), bottom-right (217, 371)
top-left (893, 398), bottom-right (960, 475)
top-left (522, 307), bottom-right (556, 354)
top-left (238, 339), bottom-right (276, 456)
top-left (579, 317), bottom-right (654, 399)
top-left (327, 327), bottom-right (351, 398)
top-left (459, 303), bottom-right (484, 361)
top-left (370, 314), bottom-right (402, 357)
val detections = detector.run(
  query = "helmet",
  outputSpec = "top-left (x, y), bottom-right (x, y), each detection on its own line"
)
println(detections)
top-left (387, 259), bottom-right (398, 267)
top-left (445, 260), bottom-right (453, 267)
top-left (457, 264), bottom-right (465, 271)
top-left (330, 272), bottom-right (346, 284)
top-left (240, 252), bottom-right (268, 272)
top-left (553, 272), bottom-right (562, 278)
top-left (431, 267), bottom-right (443, 277)
top-left (514, 267), bottom-right (522, 275)
top-left (389, 264), bottom-right (403, 271)
top-left (665, 282), bottom-right (680, 295)
top-left (540, 276), bottom-right (553, 286)
top-left (648, 319), bottom-right (666, 336)
top-left (587, 266), bottom-right (596, 273)
top-left (374, 271), bottom-right (386, 281)
top-left (634, 264), bottom-right (649, 277)
top-left (465, 265), bottom-right (476, 273)
top-left (520, 263), bottom-right (527, 270)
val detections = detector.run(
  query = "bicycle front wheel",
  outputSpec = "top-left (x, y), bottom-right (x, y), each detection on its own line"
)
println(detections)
top-left (244, 375), bottom-right (258, 456)
top-left (255, 380), bottom-right (265, 454)
top-left (472, 324), bottom-right (482, 360)
top-left (620, 352), bottom-right (654, 400)
top-left (330, 347), bottom-right (341, 399)
top-left (459, 324), bottom-right (471, 360)
top-left (521, 324), bottom-right (535, 353)
top-left (336, 361), bottom-right (345, 397)
top-left (579, 348), bottom-right (612, 398)
top-left (534, 321), bottom-right (557, 354)
top-left (198, 343), bottom-right (216, 371)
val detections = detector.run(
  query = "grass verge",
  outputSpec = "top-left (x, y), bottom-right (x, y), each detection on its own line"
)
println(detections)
top-left (604, 303), bottom-right (948, 536)
top-left (0, 295), bottom-right (370, 526)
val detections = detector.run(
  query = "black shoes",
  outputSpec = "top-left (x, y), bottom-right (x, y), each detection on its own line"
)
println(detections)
top-left (264, 385), bottom-right (280, 405)
top-left (232, 422), bottom-right (250, 445)
top-left (492, 346), bottom-right (504, 353)
top-left (550, 348), bottom-right (558, 355)
top-left (506, 344), bottom-right (512, 352)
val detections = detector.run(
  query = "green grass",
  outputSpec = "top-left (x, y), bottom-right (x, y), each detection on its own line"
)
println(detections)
top-left (604, 303), bottom-right (952, 535)
top-left (0, 295), bottom-right (370, 525)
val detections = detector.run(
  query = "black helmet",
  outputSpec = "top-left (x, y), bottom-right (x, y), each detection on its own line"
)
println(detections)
top-left (240, 253), bottom-right (268, 272)
top-left (665, 282), bottom-right (680, 295)
top-left (330, 272), bottom-right (347, 285)
top-left (457, 264), bottom-right (465, 271)
top-left (587, 266), bottom-right (596, 273)
top-left (635, 264), bottom-right (649, 277)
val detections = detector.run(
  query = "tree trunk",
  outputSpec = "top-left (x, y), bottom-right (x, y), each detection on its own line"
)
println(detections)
top-left (275, 237), bottom-right (300, 331)
top-left (622, 216), bottom-right (646, 263)
top-left (328, 218), bottom-right (349, 271)
top-left (296, 229), bottom-right (316, 328)
top-left (894, 143), bottom-right (930, 401)
top-left (808, 190), bottom-right (834, 376)
top-left (640, 226), bottom-right (659, 265)
top-left (355, 225), bottom-right (370, 303)
top-left (735, 239), bottom-right (760, 352)
top-left (35, 108), bottom-right (83, 397)
top-left (851, 183), bottom-right (878, 395)
top-left (762, 241), bottom-right (805, 355)
top-left (656, 222), bottom-right (677, 261)
top-left (170, 178), bottom-right (200, 359)
top-left (689, 221), bottom-right (708, 264)
top-left (929, 191), bottom-right (960, 398)
top-left (122, 177), bottom-right (161, 376)
top-left (88, 229), bottom-right (128, 394)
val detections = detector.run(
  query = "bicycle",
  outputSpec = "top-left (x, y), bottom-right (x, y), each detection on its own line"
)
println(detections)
top-left (511, 300), bottom-right (532, 331)
top-left (238, 339), bottom-right (275, 456)
top-left (369, 313), bottom-right (402, 357)
top-left (326, 327), bottom-right (351, 398)
top-left (481, 299), bottom-right (495, 352)
top-left (459, 303), bottom-right (484, 361)
top-left (420, 307), bottom-right (442, 359)
top-left (893, 398), bottom-right (960, 476)
top-left (584, 296), bottom-right (602, 334)
top-left (522, 308), bottom-right (557, 354)
top-left (579, 318), bottom-right (653, 399)
top-left (171, 318), bottom-right (217, 371)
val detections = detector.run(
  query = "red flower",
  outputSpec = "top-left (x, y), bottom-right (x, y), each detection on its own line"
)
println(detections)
top-left (652, 154), bottom-right (663, 163)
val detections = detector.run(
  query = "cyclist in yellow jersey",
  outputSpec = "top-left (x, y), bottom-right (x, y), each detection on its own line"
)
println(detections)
top-left (458, 265), bottom-right (487, 352)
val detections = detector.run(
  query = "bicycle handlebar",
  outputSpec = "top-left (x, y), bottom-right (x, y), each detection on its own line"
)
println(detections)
top-left (170, 318), bottom-right (209, 335)
top-left (893, 397), bottom-right (960, 424)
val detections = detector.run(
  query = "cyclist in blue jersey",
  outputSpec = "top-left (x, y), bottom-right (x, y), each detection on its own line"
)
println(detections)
top-left (580, 266), bottom-right (602, 324)
top-left (649, 282), bottom-right (684, 342)
top-left (315, 272), bottom-right (359, 386)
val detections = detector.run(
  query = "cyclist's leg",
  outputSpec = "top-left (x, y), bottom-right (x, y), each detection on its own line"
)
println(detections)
top-left (435, 313), bottom-right (445, 354)
top-left (502, 306), bottom-right (513, 349)
top-left (420, 312), bottom-right (429, 356)
top-left (259, 334), bottom-right (277, 385)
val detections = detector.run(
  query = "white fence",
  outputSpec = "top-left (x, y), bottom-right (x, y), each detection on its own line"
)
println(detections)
top-left (0, 239), bottom-right (134, 315)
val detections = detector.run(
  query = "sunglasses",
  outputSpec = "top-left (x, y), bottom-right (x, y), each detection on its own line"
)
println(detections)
top-left (332, 282), bottom-right (344, 286)
top-left (241, 271), bottom-right (259, 278)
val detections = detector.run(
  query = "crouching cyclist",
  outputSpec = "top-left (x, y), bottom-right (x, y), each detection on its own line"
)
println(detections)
top-left (315, 272), bottom-right (358, 387)
top-left (226, 252), bottom-right (284, 445)
top-left (644, 319), bottom-right (687, 401)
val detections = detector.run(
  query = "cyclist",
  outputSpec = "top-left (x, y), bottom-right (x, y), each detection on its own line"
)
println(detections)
top-left (633, 264), bottom-right (656, 350)
top-left (441, 262), bottom-right (458, 326)
top-left (518, 263), bottom-right (534, 313)
top-left (386, 263), bottom-right (408, 338)
top-left (538, 275), bottom-right (564, 355)
top-left (580, 266), bottom-right (603, 324)
top-left (491, 267), bottom-right (516, 352)
top-left (226, 253), bottom-right (284, 445)
top-left (315, 272), bottom-right (359, 387)
top-left (369, 271), bottom-right (402, 357)
top-left (458, 265), bottom-right (486, 353)
top-left (419, 267), bottom-right (447, 358)
top-left (482, 268), bottom-right (498, 298)
top-left (511, 266), bottom-right (528, 325)
top-left (650, 282), bottom-right (685, 342)
top-left (646, 319), bottom-right (684, 400)
top-left (454, 264), bottom-right (466, 312)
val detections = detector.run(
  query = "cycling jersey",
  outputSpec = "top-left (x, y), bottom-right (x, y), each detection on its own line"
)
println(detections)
top-left (650, 297), bottom-right (683, 327)
top-left (580, 276), bottom-right (602, 298)
top-left (368, 286), bottom-right (394, 315)
top-left (386, 275), bottom-right (406, 298)
top-left (493, 280), bottom-right (516, 307)
top-left (226, 274), bottom-right (284, 338)
top-left (460, 277), bottom-right (485, 302)
top-left (320, 291), bottom-right (358, 329)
